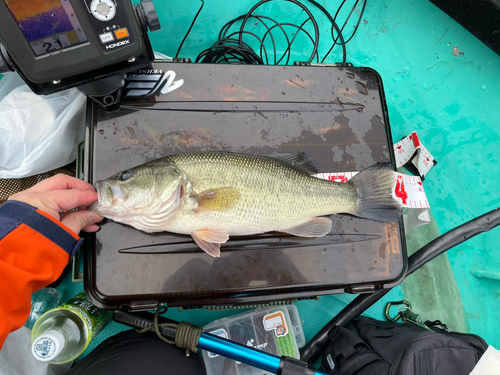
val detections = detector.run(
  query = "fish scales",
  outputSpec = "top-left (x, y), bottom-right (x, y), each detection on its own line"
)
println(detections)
top-left (164, 152), bottom-right (358, 235)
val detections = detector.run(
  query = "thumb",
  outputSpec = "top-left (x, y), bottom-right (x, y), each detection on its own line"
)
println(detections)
top-left (61, 210), bottom-right (103, 236)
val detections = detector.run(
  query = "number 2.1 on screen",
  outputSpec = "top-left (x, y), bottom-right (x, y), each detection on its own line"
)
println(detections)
top-left (31, 34), bottom-right (72, 55)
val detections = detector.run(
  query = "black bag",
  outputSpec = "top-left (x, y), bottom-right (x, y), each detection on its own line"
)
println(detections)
top-left (321, 317), bottom-right (488, 375)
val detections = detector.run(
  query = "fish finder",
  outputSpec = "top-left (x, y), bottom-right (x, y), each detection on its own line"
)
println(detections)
top-left (0, 0), bottom-right (160, 109)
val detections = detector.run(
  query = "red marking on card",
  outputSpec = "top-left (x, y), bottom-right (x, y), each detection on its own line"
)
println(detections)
top-left (411, 132), bottom-right (420, 148)
top-left (394, 175), bottom-right (408, 204)
top-left (329, 175), bottom-right (348, 183)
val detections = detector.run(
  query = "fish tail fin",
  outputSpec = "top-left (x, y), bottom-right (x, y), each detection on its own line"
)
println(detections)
top-left (348, 162), bottom-right (402, 222)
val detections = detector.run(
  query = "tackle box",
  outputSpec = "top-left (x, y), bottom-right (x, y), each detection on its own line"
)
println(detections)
top-left (83, 61), bottom-right (407, 310)
top-left (202, 305), bottom-right (305, 375)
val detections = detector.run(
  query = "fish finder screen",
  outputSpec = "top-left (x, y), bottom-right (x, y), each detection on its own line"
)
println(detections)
top-left (4, 0), bottom-right (88, 56)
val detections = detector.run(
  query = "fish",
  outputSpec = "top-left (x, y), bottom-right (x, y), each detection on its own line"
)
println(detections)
top-left (89, 152), bottom-right (401, 257)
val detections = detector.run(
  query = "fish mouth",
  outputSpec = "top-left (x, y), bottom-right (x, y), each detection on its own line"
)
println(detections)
top-left (95, 181), bottom-right (105, 204)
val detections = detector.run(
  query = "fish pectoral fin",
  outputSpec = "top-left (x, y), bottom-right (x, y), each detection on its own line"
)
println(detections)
top-left (281, 217), bottom-right (332, 237)
top-left (193, 188), bottom-right (240, 212)
top-left (192, 229), bottom-right (230, 258)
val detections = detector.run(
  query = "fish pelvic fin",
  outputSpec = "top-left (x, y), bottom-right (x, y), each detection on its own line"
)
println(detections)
top-left (193, 188), bottom-right (240, 212)
top-left (192, 229), bottom-right (229, 257)
top-left (281, 217), bottom-right (332, 237)
top-left (349, 162), bottom-right (402, 222)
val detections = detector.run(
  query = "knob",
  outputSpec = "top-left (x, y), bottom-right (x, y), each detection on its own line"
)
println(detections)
top-left (140, 0), bottom-right (161, 32)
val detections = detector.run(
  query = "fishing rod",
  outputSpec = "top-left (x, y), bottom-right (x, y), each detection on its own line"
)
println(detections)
top-left (114, 309), bottom-right (326, 375)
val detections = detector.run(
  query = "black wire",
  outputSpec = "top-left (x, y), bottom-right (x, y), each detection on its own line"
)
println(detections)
top-left (322, 0), bottom-right (367, 63)
top-left (224, 13), bottom-right (319, 65)
top-left (196, 39), bottom-right (264, 64)
top-left (219, 15), bottom-right (291, 65)
top-left (221, 15), bottom-right (285, 65)
top-left (238, 0), bottom-right (320, 64)
top-left (302, 0), bottom-right (346, 63)
top-left (193, 0), bottom-right (366, 65)
top-left (333, 0), bottom-right (367, 44)
top-left (213, 41), bottom-right (263, 64)
top-left (225, 30), bottom-right (271, 65)
top-left (175, 0), bottom-right (205, 58)
top-left (260, 19), bottom-right (320, 65)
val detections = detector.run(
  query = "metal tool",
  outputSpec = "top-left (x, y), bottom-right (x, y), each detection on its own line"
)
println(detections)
top-left (399, 308), bottom-right (433, 332)
top-left (385, 300), bottom-right (412, 322)
top-left (385, 300), bottom-right (432, 332)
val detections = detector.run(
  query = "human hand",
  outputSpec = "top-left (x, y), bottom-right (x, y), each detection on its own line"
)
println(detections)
top-left (8, 174), bottom-right (103, 235)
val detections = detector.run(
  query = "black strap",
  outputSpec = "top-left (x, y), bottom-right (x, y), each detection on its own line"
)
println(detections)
top-left (278, 357), bottom-right (316, 375)
top-left (414, 350), bottom-right (433, 375)
top-left (328, 328), bottom-right (357, 360)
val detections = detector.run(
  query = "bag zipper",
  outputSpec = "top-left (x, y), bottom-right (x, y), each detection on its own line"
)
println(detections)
top-left (426, 320), bottom-right (488, 351)
top-left (388, 329), bottom-right (488, 375)
top-left (436, 329), bottom-right (489, 352)
top-left (388, 331), bottom-right (434, 375)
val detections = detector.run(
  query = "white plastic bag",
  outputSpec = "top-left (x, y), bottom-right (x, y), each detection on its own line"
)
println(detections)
top-left (0, 73), bottom-right (86, 178)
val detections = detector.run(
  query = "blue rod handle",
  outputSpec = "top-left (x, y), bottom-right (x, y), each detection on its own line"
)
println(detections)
top-left (198, 332), bottom-right (327, 375)
top-left (198, 332), bottom-right (281, 373)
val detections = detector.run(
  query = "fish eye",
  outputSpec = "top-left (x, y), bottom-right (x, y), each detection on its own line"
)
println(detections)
top-left (119, 171), bottom-right (131, 181)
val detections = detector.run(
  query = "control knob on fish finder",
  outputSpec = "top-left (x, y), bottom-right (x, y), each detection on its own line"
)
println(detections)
top-left (0, 0), bottom-right (161, 110)
top-left (90, 0), bottom-right (117, 21)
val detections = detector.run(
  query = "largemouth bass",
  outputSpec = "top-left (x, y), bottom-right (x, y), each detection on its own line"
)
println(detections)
top-left (89, 152), bottom-right (401, 257)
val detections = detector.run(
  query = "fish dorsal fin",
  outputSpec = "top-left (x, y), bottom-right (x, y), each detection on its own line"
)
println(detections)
top-left (281, 217), bottom-right (332, 237)
top-left (193, 188), bottom-right (240, 211)
top-left (192, 229), bottom-right (230, 257)
top-left (265, 153), bottom-right (318, 175)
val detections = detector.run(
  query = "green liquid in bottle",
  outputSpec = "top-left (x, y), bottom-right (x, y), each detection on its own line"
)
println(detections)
top-left (31, 292), bottom-right (111, 364)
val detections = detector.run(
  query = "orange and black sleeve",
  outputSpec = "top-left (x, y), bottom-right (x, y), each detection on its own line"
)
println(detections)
top-left (0, 200), bottom-right (83, 349)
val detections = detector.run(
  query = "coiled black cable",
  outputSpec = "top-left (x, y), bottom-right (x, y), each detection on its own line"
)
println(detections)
top-left (195, 38), bottom-right (265, 64)
top-left (179, 0), bottom-right (367, 65)
top-left (237, 0), bottom-right (320, 64)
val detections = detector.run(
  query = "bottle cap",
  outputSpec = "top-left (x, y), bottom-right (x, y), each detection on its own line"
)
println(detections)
top-left (31, 329), bottom-right (66, 362)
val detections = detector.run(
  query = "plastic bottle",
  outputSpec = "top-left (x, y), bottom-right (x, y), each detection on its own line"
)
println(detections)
top-left (25, 287), bottom-right (61, 330)
top-left (31, 292), bottom-right (112, 364)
